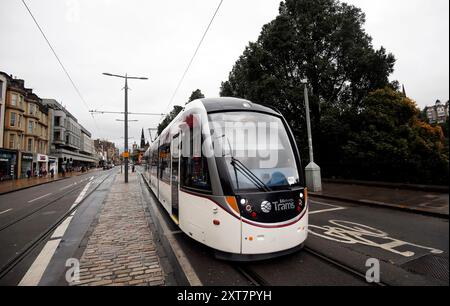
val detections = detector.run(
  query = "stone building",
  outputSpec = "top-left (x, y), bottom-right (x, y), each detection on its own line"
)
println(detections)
top-left (425, 100), bottom-right (449, 124)
top-left (0, 72), bottom-right (52, 180)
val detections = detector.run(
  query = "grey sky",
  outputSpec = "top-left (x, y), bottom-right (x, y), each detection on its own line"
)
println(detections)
top-left (1, 0), bottom-right (448, 149)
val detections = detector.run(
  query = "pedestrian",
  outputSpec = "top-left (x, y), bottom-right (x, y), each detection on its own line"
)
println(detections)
top-left (26, 169), bottom-right (31, 179)
top-left (50, 168), bottom-right (54, 178)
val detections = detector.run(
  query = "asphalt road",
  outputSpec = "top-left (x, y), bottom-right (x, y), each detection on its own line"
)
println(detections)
top-left (0, 169), bottom-right (116, 285)
top-left (2, 167), bottom-right (447, 286)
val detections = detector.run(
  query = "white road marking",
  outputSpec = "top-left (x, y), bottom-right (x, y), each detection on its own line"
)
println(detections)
top-left (60, 183), bottom-right (75, 191)
top-left (310, 200), bottom-right (345, 208)
top-left (28, 193), bottom-right (52, 203)
top-left (19, 239), bottom-right (61, 286)
top-left (309, 200), bottom-right (347, 215)
top-left (309, 220), bottom-right (444, 257)
top-left (70, 181), bottom-right (92, 210)
top-left (51, 216), bottom-right (73, 239)
top-left (19, 180), bottom-right (93, 286)
top-left (309, 207), bottom-right (347, 215)
top-left (0, 209), bottom-right (12, 215)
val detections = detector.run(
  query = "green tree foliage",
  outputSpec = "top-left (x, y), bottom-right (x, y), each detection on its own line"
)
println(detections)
top-left (157, 105), bottom-right (184, 136)
top-left (187, 89), bottom-right (205, 104)
top-left (321, 88), bottom-right (448, 184)
top-left (220, 0), bottom-right (395, 162)
top-left (220, 0), bottom-right (448, 184)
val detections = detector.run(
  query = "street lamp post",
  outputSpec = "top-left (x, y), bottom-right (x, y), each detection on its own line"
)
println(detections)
top-left (303, 83), bottom-right (322, 192)
top-left (103, 73), bottom-right (148, 183)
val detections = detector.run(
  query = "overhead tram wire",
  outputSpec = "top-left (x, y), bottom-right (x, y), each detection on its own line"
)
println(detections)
top-left (21, 0), bottom-right (99, 132)
top-left (161, 0), bottom-right (224, 122)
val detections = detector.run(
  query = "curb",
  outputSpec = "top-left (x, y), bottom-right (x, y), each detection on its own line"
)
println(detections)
top-left (139, 173), bottom-right (200, 286)
top-left (322, 179), bottom-right (449, 193)
top-left (310, 192), bottom-right (449, 219)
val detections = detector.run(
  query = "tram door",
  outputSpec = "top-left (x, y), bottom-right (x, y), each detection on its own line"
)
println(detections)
top-left (171, 134), bottom-right (180, 220)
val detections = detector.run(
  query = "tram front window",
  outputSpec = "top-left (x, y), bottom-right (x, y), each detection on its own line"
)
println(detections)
top-left (209, 112), bottom-right (301, 192)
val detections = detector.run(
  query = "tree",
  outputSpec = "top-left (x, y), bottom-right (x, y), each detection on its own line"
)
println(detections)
top-left (187, 89), bottom-right (205, 104)
top-left (320, 88), bottom-right (449, 184)
top-left (219, 0), bottom-right (448, 184)
top-left (220, 0), bottom-right (395, 167)
top-left (157, 105), bottom-right (184, 136)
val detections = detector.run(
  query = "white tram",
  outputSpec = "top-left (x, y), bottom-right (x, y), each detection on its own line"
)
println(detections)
top-left (144, 98), bottom-right (308, 261)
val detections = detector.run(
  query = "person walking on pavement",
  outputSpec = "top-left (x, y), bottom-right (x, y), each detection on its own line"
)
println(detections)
top-left (26, 169), bottom-right (31, 179)
top-left (50, 168), bottom-right (55, 178)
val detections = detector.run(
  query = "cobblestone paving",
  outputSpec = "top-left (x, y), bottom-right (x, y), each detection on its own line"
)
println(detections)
top-left (74, 172), bottom-right (165, 286)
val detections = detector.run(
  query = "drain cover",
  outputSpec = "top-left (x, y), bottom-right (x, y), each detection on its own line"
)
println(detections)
top-left (402, 254), bottom-right (449, 283)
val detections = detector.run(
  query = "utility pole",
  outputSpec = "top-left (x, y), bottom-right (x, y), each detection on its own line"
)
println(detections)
top-left (303, 83), bottom-right (322, 192)
top-left (102, 73), bottom-right (148, 183)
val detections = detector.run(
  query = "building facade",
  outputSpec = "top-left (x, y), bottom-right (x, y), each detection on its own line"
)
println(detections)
top-left (94, 139), bottom-right (119, 166)
top-left (0, 73), bottom-right (6, 148)
top-left (42, 99), bottom-right (97, 172)
top-left (425, 100), bottom-right (449, 124)
top-left (0, 72), bottom-right (52, 180)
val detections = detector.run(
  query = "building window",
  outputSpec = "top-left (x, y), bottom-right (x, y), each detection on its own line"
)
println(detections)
top-left (10, 112), bottom-right (16, 127)
top-left (27, 138), bottom-right (33, 152)
top-left (11, 94), bottom-right (18, 106)
top-left (28, 120), bottom-right (33, 133)
top-left (0, 80), bottom-right (3, 99)
top-left (9, 134), bottom-right (15, 149)
top-left (29, 104), bottom-right (35, 116)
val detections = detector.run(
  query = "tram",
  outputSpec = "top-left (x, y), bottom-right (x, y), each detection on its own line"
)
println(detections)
top-left (144, 98), bottom-right (308, 260)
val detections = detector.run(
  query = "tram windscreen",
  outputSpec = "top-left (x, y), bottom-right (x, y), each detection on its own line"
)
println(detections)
top-left (208, 112), bottom-right (301, 192)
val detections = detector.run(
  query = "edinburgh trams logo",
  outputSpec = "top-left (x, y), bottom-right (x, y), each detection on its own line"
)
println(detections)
top-left (261, 201), bottom-right (272, 213)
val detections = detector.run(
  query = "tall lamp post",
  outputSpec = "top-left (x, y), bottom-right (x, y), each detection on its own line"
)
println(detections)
top-left (103, 73), bottom-right (148, 183)
top-left (303, 81), bottom-right (322, 192)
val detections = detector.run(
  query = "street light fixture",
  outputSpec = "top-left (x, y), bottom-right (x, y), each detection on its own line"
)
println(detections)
top-left (103, 72), bottom-right (148, 183)
top-left (302, 79), bottom-right (322, 192)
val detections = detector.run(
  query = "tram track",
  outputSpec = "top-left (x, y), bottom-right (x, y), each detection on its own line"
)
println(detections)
top-left (233, 264), bottom-right (271, 286)
top-left (303, 246), bottom-right (388, 286)
top-left (0, 172), bottom-right (112, 281)
top-left (232, 246), bottom-right (388, 286)
top-left (0, 182), bottom-right (88, 233)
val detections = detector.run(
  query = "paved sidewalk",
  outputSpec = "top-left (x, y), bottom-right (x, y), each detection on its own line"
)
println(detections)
top-left (311, 182), bottom-right (449, 217)
top-left (0, 170), bottom-right (95, 195)
top-left (74, 172), bottom-right (165, 286)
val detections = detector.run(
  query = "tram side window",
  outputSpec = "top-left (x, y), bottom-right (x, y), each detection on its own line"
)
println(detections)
top-left (159, 143), bottom-right (171, 184)
top-left (151, 147), bottom-right (158, 177)
top-left (180, 134), bottom-right (211, 192)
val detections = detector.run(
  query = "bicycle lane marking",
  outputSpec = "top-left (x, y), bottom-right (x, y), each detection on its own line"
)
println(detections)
top-left (308, 219), bottom-right (444, 258)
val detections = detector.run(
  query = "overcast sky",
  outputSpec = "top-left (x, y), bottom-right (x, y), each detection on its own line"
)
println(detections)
top-left (1, 0), bottom-right (448, 150)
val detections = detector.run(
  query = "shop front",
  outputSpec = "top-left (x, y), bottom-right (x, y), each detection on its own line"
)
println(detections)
top-left (0, 149), bottom-right (18, 181)
top-left (20, 152), bottom-right (34, 178)
top-left (49, 157), bottom-right (58, 175)
top-left (34, 154), bottom-right (49, 176)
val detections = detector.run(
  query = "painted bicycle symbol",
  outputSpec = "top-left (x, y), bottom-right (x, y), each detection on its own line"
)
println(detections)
top-left (308, 220), bottom-right (444, 257)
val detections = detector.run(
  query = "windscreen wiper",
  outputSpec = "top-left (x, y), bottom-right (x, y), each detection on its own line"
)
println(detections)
top-left (220, 134), bottom-right (272, 192)
top-left (231, 157), bottom-right (272, 192)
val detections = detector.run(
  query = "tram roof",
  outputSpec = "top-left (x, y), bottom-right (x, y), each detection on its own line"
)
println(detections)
top-left (200, 97), bottom-right (280, 116)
